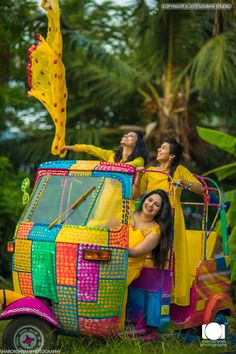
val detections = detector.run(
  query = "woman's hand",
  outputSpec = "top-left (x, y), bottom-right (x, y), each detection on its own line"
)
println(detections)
top-left (135, 166), bottom-right (145, 184)
top-left (175, 179), bottom-right (205, 194)
top-left (136, 166), bottom-right (145, 174)
top-left (60, 145), bottom-right (74, 154)
top-left (174, 179), bottom-right (185, 188)
top-left (132, 167), bottom-right (145, 199)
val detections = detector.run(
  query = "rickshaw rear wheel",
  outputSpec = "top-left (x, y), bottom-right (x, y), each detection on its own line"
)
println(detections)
top-left (214, 312), bottom-right (228, 325)
top-left (179, 326), bottom-right (201, 343)
top-left (3, 315), bottom-right (57, 351)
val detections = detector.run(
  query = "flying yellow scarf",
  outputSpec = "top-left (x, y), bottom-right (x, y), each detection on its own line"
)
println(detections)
top-left (27, 0), bottom-right (67, 157)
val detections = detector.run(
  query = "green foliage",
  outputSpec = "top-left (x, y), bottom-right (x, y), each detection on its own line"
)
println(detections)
top-left (197, 127), bottom-right (236, 180)
top-left (0, 0), bottom-right (40, 132)
top-left (0, 0), bottom-right (37, 82)
top-left (197, 127), bottom-right (236, 156)
top-left (0, 157), bottom-right (23, 230)
top-left (197, 127), bottom-right (236, 299)
top-left (203, 162), bottom-right (236, 181)
top-left (1, 0), bottom-right (236, 167)
top-left (1, 127), bottom-right (121, 170)
top-left (191, 32), bottom-right (236, 94)
top-left (225, 190), bottom-right (236, 297)
top-left (60, 0), bottom-right (236, 160)
top-left (0, 156), bottom-right (26, 277)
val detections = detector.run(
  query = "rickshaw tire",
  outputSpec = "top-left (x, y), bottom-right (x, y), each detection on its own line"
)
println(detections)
top-left (213, 312), bottom-right (228, 325)
top-left (2, 315), bottom-right (57, 351)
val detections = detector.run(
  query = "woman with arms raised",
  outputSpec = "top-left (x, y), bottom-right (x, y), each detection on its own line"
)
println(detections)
top-left (60, 131), bottom-right (148, 167)
top-left (132, 138), bottom-right (205, 306)
top-left (60, 132), bottom-right (148, 228)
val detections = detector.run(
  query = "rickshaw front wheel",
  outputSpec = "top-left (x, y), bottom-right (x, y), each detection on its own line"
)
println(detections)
top-left (3, 315), bottom-right (57, 351)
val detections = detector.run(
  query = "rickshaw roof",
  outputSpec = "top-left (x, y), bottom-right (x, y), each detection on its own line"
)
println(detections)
top-left (38, 160), bottom-right (136, 175)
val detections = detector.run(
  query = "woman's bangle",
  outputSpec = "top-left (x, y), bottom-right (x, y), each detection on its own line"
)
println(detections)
top-left (188, 182), bottom-right (193, 190)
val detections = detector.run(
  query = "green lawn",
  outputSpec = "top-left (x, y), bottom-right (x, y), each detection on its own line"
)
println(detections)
top-left (0, 318), bottom-right (235, 354)
top-left (0, 279), bottom-right (235, 354)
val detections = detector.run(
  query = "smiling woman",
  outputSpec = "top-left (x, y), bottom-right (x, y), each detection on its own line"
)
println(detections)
top-left (132, 138), bottom-right (205, 306)
top-left (119, 189), bottom-right (173, 330)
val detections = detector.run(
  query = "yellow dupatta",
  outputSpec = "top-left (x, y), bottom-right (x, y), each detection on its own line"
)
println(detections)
top-left (27, 0), bottom-right (67, 157)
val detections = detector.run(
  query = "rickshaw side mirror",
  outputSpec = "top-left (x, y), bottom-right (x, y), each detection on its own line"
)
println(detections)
top-left (21, 177), bottom-right (30, 205)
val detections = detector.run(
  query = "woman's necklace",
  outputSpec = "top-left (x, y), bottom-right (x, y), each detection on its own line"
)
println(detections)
top-left (132, 213), bottom-right (156, 234)
top-left (157, 165), bottom-right (169, 172)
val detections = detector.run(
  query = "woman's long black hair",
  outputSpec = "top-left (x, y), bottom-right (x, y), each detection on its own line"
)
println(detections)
top-left (163, 138), bottom-right (184, 178)
top-left (114, 131), bottom-right (148, 165)
top-left (139, 189), bottom-right (173, 269)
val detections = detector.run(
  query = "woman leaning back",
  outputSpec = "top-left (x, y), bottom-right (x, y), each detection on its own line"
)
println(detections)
top-left (60, 131), bottom-right (148, 167)
top-left (132, 138), bottom-right (205, 306)
top-left (120, 189), bottom-right (173, 331)
top-left (60, 132), bottom-right (148, 228)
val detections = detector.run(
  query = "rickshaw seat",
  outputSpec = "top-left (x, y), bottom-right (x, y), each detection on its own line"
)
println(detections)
top-left (127, 267), bottom-right (172, 328)
top-left (186, 230), bottom-right (219, 281)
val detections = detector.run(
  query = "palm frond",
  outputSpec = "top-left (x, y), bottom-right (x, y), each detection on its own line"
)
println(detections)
top-left (132, 3), bottom-right (211, 79)
top-left (191, 31), bottom-right (236, 94)
top-left (1, 127), bottom-right (122, 170)
top-left (65, 30), bottom-right (142, 87)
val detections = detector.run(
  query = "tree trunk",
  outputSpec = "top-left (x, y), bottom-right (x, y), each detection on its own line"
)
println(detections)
top-left (145, 90), bottom-right (192, 163)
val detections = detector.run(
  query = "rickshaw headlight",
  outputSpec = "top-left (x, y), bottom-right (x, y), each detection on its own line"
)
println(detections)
top-left (7, 242), bottom-right (15, 253)
top-left (83, 249), bottom-right (111, 261)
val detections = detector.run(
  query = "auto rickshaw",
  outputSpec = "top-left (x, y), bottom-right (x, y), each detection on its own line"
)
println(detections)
top-left (0, 160), bottom-right (234, 351)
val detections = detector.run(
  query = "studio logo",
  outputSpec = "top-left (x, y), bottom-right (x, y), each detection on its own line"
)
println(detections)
top-left (202, 322), bottom-right (225, 340)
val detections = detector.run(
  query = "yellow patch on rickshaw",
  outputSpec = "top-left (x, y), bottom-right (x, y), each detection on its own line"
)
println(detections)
top-left (14, 239), bottom-right (32, 272)
top-left (56, 225), bottom-right (108, 245)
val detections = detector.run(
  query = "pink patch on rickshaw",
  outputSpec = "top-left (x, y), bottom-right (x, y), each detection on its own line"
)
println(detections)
top-left (78, 316), bottom-right (119, 337)
top-left (77, 244), bottom-right (99, 302)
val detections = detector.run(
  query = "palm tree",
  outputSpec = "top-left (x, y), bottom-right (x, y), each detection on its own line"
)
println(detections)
top-left (64, 0), bottom-right (236, 160)
top-left (1, 0), bottom-right (136, 168)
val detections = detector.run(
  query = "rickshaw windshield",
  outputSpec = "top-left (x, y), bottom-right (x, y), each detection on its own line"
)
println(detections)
top-left (21, 175), bottom-right (123, 228)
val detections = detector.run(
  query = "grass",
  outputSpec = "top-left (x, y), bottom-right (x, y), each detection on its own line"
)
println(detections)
top-left (55, 336), bottom-right (220, 354)
top-left (0, 319), bottom-right (235, 354)
top-left (0, 280), bottom-right (235, 353)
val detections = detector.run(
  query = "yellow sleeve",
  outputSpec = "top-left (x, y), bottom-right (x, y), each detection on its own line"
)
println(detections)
top-left (73, 144), bottom-right (114, 162)
top-left (127, 157), bottom-right (144, 167)
top-left (176, 165), bottom-right (201, 184)
top-left (150, 224), bottom-right (160, 235)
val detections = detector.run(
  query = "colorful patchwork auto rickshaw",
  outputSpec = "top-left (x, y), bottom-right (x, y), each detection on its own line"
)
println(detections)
top-left (0, 160), bottom-right (234, 351)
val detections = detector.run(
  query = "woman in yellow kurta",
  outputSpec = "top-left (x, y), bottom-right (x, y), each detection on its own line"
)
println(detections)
top-left (60, 131), bottom-right (148, 167)
top-left (120, 189), bottom-right (173, 330)
top-left (60, 131), bottom-right (148, 227)
top-left (133, 138), bottom-right (205, 306)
